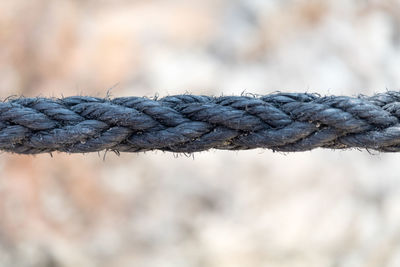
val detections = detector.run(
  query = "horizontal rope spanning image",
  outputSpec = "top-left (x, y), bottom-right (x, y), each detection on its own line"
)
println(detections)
top-left (1, 91), bottom-right (400, 154)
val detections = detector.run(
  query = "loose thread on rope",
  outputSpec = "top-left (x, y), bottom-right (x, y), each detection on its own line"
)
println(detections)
top-left (1, 91), bottom-right (400, 154)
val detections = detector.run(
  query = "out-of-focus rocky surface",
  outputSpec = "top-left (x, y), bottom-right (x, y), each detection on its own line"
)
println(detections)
top-left (1, 0), bottom-right (400, 266)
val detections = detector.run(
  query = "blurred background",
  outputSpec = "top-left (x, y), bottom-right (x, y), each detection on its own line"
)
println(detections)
top-left (1, 0), bottom-right (400, 266)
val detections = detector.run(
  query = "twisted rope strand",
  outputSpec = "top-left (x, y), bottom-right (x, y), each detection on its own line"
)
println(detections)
top-left (2, 92), bottom-right (400, 154)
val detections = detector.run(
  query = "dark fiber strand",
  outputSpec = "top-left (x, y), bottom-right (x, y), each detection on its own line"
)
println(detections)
top-left (1, 92), bottom-right (400, 154)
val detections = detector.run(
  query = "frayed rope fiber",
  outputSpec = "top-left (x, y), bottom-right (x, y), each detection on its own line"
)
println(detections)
top-left (3, 91), bottom-right (400, 154)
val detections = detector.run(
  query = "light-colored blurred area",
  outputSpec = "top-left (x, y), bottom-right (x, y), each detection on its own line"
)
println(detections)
top-left (1, 0), bottom-right (400, 266)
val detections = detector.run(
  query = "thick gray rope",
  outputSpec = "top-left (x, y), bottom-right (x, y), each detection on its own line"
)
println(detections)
top-left (1, 91), bottom-right (400, 154)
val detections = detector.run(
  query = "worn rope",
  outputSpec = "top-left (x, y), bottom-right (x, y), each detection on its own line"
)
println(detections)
top-left (2, 92), bottom-right (400, 154)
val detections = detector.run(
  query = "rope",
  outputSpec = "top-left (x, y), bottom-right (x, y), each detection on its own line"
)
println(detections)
top-left (1, 91), bottom-right (400, 154)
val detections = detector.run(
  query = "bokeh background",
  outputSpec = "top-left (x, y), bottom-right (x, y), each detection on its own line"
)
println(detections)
top-left (1, 0), bottom-right (400, 266)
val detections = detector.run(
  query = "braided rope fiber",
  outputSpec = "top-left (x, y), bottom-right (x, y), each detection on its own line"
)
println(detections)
top-left (2, 91), bottom-right (400, 154)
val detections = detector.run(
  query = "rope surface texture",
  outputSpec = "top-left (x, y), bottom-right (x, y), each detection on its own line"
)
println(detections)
top-left (2, 92), bottom-right (400, 154)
